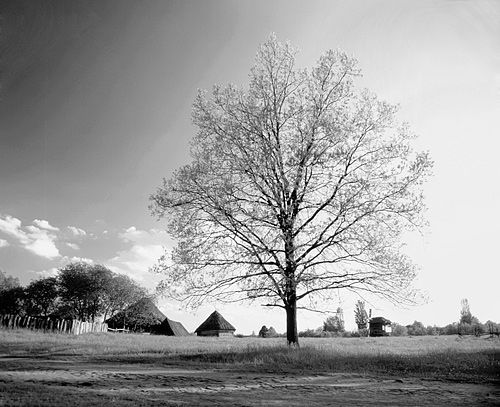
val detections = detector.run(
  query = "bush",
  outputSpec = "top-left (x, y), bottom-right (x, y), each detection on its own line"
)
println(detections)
top-left (391, 323), bottom-right (408, 337)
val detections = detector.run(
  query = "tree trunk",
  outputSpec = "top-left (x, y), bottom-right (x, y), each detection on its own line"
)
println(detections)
top-left (285, 296), bottom-right (299, 346)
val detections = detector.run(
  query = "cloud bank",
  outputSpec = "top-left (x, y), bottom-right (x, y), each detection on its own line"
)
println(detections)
top-left (0, 215), bottom-right (60, 259)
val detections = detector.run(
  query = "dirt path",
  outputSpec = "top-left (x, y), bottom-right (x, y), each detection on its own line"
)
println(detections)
top-left (0, 357), bottom-right (498, 406)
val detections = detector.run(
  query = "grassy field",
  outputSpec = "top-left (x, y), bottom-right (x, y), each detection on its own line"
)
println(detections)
top-left (1, 329), bottom-right (499, 406)
top-left (1, 329), bottom-right (499, 382)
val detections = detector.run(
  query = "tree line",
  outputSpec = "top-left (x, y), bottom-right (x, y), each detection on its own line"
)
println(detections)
top-left (298, 299), bottom-right (499, 337)
top-left (0, 263), bottom-right (146, 322)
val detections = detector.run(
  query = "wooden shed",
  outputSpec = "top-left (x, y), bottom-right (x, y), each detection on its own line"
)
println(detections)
top-left (369, 316), bottom-right (391, 337)
top-left (195, 310), bottom-right (236, 337)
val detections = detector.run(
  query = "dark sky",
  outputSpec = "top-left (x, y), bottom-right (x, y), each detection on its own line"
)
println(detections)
top-left (0, 0), bottom-right (499, 332)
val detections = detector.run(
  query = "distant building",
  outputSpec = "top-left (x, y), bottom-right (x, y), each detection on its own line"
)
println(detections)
top-left (151, 317), bottom-right (190, 336)
top-left (195, 310), bottom-right (236, 337)
top-left (106, 297), bottom-right (165, 333)
top-left (369, 316), bottom-right (391, 337)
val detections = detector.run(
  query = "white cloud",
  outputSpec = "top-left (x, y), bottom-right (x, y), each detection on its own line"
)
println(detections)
top-left (0, 214), bottom-right (60, 259)
top-left (60, 255), bottom-right (94, 264)
top-left (33, 219), bottom-right (59, 231)
top-left (107, 227), bottom-right (173, 288)
top-left (34, 267), bottom-right (59, 278)
top-left (0, 214), bottom-right (25, 241)
top-left (67, 226), bottom-right (87, 236)
top-left (68, 256), bottom-right (94, 264)
top-left (0, 238), bottom-right (9, 248)
top-left (66, 242), bottom-right (80, 250)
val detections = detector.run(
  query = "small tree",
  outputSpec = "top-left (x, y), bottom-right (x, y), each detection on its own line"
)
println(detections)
top-left (407, 320), bottom-right (426, 336)
top-left (267, 326), bottom-right (278, 337)
top-left (354, 300), bottom-right (369, 330)
top-left (323, 309), bottom-right (345, 333)
top-left (258, 325), bottom-right (269, 338)
top-left (459, 298), bottom-right (473, 325)
top-left (391, 322), bottom-right (408, 336)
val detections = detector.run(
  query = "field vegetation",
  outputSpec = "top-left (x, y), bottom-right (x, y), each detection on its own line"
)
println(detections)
top-left (1, 329), bottom-right (498, 383)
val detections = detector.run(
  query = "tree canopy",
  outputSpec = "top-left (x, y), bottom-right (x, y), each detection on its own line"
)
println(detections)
top-left (150, 35), bottom-right (432, 344)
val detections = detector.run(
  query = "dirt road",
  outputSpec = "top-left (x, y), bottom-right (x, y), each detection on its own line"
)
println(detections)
top-left (0, 357), bottom-right (498, 406)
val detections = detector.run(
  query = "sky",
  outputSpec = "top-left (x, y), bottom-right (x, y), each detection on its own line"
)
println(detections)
top-left (0, 0), bottom-right (499, 334)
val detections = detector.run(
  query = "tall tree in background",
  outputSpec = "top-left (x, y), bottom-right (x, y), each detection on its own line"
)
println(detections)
top-left (150, 35), bottom-right (432, 345)
top-left (58, 262), bottom-right (113, 322)
top-left (25, 277), bottom-right (59, 316)
top-left (459, 298), bottom-right (473, 325)
top-left (101, 274), bottom-right (146, 321)
top-left (354, 300), bottom-right (369, 330)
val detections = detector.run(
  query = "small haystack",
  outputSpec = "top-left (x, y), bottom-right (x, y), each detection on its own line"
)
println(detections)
top-left (195, 310), bottom-right (236, 337)
top-left (151, 317), bottom-right (190, 336)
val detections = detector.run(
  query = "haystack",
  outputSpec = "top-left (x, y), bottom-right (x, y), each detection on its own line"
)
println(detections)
top-left (106, 297), bottom-right (165, 332)
top-left (151, 317), bottom-right (190, 336)
top-left (195, 310), bottom-right (236, 337)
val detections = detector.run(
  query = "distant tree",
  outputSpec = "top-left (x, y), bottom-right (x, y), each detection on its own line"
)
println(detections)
top-left (299, 327), bottom-right (324, 337)
top-left (425, 325), bottom-right (438, 336)
top-left (150, 35), bottom-right (432, 345)
top-left (354, 301), bottom-right (368, 330)
top-left (440, 322), bottom-right (459, 336)
top-left (459, 298), bottom-right (473, 325)
top-left (406, 320), bottom-right (426, 336)
top-left (0, 269), bottom-right (20, 291)
top-left (323, 309), bottom-right (345, 333)
top-left (391, 323), bottom-right (408, 336)
top-left (0, 287), bottom-right (25, 315)
top-left (24, 277), bottom-right (59, 316)
top-left (258, 325), bottom-right (269, 338)
top-left (101, 274), bottom-right (146, 321)
top-left (58, 262), bottom-right (113, 321)
top-left (267, 326), bottom-right (278, 337)
top-left (485, 320), bottom-right (500, 336)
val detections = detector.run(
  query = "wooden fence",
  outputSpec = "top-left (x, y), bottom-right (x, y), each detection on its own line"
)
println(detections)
top-left (0, 314), bottom-right (108, 335)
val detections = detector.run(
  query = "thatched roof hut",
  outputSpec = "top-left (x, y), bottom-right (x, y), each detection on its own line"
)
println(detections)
top-left (151, 317), bottom-right (190, 336)
top-left (195, 310), bottom-right (236, 337)
top-left (106, 297), bottom-right (165, 332)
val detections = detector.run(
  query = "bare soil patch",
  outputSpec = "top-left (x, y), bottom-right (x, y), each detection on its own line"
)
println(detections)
top-left (0, 356), bottom-right (498, 406)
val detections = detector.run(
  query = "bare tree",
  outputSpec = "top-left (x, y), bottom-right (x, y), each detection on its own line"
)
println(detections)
top-left (150, 35), bottom-right (432, 345)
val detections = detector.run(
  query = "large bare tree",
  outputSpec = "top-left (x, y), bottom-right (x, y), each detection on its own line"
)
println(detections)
top-left (150, 35), bottom-right (432, 345)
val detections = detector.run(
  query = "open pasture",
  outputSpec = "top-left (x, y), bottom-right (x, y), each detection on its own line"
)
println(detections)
top-left (0, 330), bottom-right (499, 406)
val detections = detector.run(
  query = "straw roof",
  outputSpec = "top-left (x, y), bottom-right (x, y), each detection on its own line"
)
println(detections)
top-left (195, 310), bottom-right (235, 333)
top-left (369, 317), bottom-right (391, 325)
top-left (106, 297), bottom-right (166, 330)
top-left (152, 317), bottom-right (190, 336)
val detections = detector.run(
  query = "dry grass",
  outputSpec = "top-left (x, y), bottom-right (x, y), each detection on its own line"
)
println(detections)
top-left (1, 329), bottom-right (498, 383)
